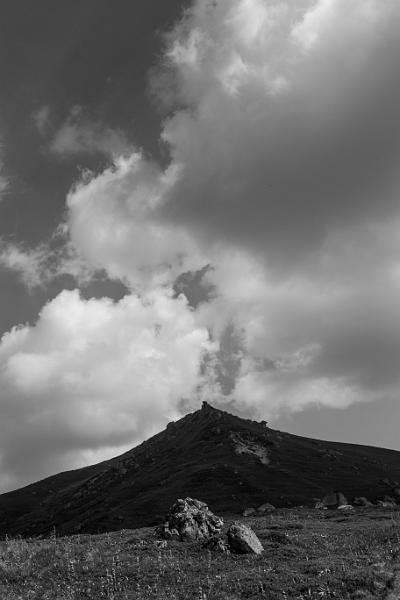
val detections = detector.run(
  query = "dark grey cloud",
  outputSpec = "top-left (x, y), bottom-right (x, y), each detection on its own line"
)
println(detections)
top-left (173, 265), bottom-right (215, 307)
top-left (157, 0), bottom-right (400, 273)
top-left (0, 0), bottom-right (189, 246)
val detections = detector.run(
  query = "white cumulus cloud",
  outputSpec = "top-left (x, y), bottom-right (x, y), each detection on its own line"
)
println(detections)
top-left (0, 288), bottom-right (212, 490)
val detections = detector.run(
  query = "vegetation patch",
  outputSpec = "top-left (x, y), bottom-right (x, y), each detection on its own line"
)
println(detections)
top-left (0, 508), bottom-right (399, 599)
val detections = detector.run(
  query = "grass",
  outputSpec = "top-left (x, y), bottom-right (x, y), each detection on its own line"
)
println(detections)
top-left (0, 508), bottom-right (399, 599)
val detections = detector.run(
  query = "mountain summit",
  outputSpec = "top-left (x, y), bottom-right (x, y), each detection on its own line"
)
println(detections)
top-left (1, 402), bottom-right (400, 536)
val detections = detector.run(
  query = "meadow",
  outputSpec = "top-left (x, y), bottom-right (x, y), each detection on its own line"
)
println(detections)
top-left (0, 508), bottom-right (399, 600)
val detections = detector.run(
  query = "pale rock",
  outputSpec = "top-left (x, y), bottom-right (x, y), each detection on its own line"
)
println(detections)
top-left (227, 522), bottom-right (264, 554)
top-left (257, 502), bottom-right (275, 513)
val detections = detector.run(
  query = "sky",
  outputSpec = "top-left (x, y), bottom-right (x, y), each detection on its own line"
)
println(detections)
top-left (0, 0), bottom-right (399, 492)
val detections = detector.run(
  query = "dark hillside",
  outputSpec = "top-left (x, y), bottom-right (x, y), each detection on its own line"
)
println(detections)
top-left (1, 402), bottom-right (400, 536)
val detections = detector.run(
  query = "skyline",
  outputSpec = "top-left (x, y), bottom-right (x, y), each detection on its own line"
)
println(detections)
top-left (0, 0), bottom-right (400, 492)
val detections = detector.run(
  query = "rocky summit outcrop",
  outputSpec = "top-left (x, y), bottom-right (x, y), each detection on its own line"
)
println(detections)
top-left (227, 522), bottom-right (264, 554)
top-left (156, 497), bottom-right (223, 542)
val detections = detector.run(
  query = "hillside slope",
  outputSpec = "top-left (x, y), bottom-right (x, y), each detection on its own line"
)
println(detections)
top-left (1, 402), bottom-right (400, 536)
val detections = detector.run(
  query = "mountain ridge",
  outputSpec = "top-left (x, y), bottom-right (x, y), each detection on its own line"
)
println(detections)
top-left (1, 401), bottom-right (400, 537)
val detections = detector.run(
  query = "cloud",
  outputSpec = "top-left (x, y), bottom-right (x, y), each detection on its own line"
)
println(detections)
top-left (0, 230), bottom-right (93, 290)
top-left (156, 0), bottom-right (400, 272)
top-left (33, 105), bottom-right (52, 137)
top-left (0, 288), bottom-right (212, 490)
top-left (0, 177), bottom-right (7, 200)
top-left (43, 106), bottom-right (133, 159)
top-left (19, 0), bottom-right (400, 420)
top-left (198, 247), bottom-right (400, 420)
top-left (1, 0), bottom-right (400, 486)
top-left (147, 0), bottom-right (400, 420)
top-left (0, 243), bottom-right (50, 288)
top-left (65, 153), bottom-right (205, 290)
top-left (0, 153), bottom-right (8, 201)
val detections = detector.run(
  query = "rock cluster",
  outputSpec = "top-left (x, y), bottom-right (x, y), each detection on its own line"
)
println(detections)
top-left (156, 497), bottom-right (223, 541)
top-left (316, 492), bottom-right (400, 510)
top-left (243, 502), bottom-right (275, 516)
top-left (376, 499), bottom-right (397, 508)
top-left (157, 498), bottom-right (264, 554)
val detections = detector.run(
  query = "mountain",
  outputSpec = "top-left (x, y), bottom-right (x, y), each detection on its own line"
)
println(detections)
top-left (1, 402), bottom-right (400, 537)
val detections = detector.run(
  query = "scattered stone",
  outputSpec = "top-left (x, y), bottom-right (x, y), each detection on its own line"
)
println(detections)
top-left (376, 500), bottom-right (396, 509)
top-left (384, 495), bottom-right (397, 505)
top-left (156, 498), bottom-right (223, 542)
top-left (353, 497), bottom-right (373, 507)
top-left (257, 502), bottom-right (276, 513)
top-left (315, 501), bottom-right (328, 510)
top-left (227, 522), bottom-right (264, 554)
top-left (243, 507), bottom-right (256, 517)
top-left (321, 491), bottom-right (348, 509)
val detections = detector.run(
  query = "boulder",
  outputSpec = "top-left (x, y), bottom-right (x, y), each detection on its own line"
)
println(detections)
top-left (257, 502), bottom-right (276, 513)
top-left (227, 522), bottom-right (264, 554)
top-left (242, 507), bottom-right (256, 517)
top-left (337, 504), bottom-right (354, 511)
top-left (156, 497), bottom-right (223, 542)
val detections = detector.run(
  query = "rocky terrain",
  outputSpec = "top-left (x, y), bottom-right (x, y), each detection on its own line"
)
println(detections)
top-left (1, 402), bottom-right (400, 536)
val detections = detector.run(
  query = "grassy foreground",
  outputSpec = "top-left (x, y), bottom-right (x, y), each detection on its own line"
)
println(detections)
top-left (0, 508), bottom-right (399, 599)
